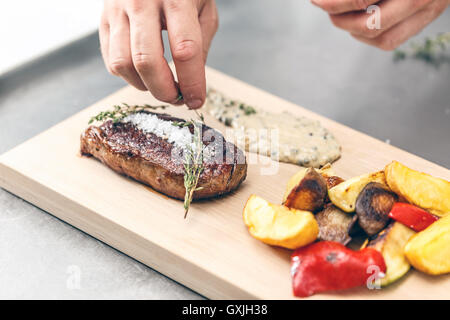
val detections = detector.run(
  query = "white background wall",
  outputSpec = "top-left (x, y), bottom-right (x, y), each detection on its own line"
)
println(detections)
top-left (0, 0), bottom-right (103, 75)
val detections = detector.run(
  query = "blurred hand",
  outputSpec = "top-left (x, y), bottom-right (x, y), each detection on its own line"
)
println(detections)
top-left (311, 0), bottom-right (449, 50)
top-left (100, 0), bottom-right (219, 109)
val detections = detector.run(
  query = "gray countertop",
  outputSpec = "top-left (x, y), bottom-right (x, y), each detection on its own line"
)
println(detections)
top-left (0, 1), bottom-right (449, 299)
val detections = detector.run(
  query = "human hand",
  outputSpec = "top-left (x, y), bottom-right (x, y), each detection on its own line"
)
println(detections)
top-left (100, 0), bottom-right (219, 109)
top-left (311, 0), bottom-right (449, 50)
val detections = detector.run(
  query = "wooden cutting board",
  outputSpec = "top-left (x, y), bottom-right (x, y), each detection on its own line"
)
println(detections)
top-left (0, 66), bottom-right (449, 299)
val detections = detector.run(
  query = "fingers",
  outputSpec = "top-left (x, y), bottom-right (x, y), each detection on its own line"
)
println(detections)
top-left (311, 0), bottom-right (379, 14)
top-left (164, 0), bottom-right (206, 109)
top-left (101, 0), bottom-right (214, 107)
top-left (329, 0), bottom-right (434, 39)
top-left (108, 11), bottom-right (147, 91)
top-left (351, 0), bottom-right (449, 50)
top-left (128, 2), bottom-right (181, 103)
top-left (199, 0), bottom-right (219, 63)
top-left (323, 0), bottom-right (448, 50)
top-left (99, 12), bottom-right (110, 72)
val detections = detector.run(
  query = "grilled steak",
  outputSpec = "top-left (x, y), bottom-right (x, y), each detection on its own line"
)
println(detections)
top-left (80, 112), bottom-right (247, 200)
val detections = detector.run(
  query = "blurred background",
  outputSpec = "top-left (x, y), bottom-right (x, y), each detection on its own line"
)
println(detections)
top-left (0, 1), bottom-right (103, 74)
top-left (0, 0), bottom-right (449, 299)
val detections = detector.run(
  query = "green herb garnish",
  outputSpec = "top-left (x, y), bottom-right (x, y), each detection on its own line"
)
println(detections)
top-left (182, 120), bottom-right (205, 219)
top-left (88, 103), bottom-right (169, 124)
top-left (172, 121), bottom-right (191, 128)
top-left (239, 103), bottom-right (256, 115)
top-left (172, 111), bottom-right (206, 218)
top-left (195, 110), bottom-right (205, 122)
top-left (244, 106), bottom-right (256, 115)
top-left (394, 32), bottom-right (450, 67)
top-left (175, 93), bottom-right (184, 103)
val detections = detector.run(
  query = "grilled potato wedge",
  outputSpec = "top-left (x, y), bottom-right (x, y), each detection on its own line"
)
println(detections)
top-left (323, 175), bottom-right (345, 191)
top-left (282, 165), bottom-right (337, 203)
top-left (243, 195), bottom-right (318, 249)
top-left (283, 168), bottom-right (328, 212)
top-left (283, 168), bottom-right (308, 203)
top-left (363, 222), bottom-right (415, 286)
top-left (328, 171), bottom-right (388, 213)
top-left (405, 214), bottom-right (450, 275)
top-left (385, 161), bottom-right (450, 217)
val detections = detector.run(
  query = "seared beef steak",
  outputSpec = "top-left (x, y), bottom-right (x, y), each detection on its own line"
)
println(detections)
top-left (80, 112), bottom-right (247, 200)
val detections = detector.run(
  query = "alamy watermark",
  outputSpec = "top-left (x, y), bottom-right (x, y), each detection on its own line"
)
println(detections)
top-left (367, 265), bottom-right (385, 290)
top-left (366, 5), bottom-right (381, 30)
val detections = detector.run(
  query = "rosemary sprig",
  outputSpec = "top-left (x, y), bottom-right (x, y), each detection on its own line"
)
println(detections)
top-left (183, 120), bottom-right (205, 218)
top-left (181, 111), bottom-right (206, 218)
top-left (88, 103), bottom-right (169, 124)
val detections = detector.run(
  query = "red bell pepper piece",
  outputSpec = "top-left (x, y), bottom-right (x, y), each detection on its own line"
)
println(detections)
top-left (388, 203), bottom-right (438, 232)
top-left (291, 241), bottom-right (386, 297)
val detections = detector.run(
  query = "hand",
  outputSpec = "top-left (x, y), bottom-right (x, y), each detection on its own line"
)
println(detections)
top-left (311, 0), bottom-right (449, 50)
top-left (100, 0), bottom-right (219, 109)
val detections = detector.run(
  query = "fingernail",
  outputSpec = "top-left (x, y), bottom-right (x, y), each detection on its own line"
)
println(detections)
top-left (187, 99), bottom-right (203, 109)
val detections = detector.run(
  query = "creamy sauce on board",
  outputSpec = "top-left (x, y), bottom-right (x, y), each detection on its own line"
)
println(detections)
top-left (205, 88), bottom-right (341, 168)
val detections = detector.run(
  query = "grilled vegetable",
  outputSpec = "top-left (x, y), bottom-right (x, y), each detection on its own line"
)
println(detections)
top-left (328, 171), bottom-right (388, 212)
top-left (385, 161), bottom-right (450, 217)
top-left (316, 205), bottom-right (358, 245)
top-left (291, 241), bottom-right (386, 297)
top-left (389, 203), bottom-right (438, 232)
top-left (283, 167), bottom-right (308, 202)
top-left (283, 168), bottom-right (328, 212)
top-left (243, 195), bottom-right (318, 249)
top-left (323, 175), bottom-right (345, 191)
top-left (405, 213), bottom-right (450, 275)
top-left (283, 164), bottom-right (335, 203)
top-left (322, 173), bottom-right (345, 204)
top-left (363, 222), bottom-right (415, 286)
top-left (355, 182), bottom-right (397, 236)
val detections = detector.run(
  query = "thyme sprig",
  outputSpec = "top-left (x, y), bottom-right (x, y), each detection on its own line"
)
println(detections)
top-left (182, 119), bottom-right (205, 218)
top-left (170, 105), bottom-right (206, 217)
top-left (88, 103), bottom-right (169, 124)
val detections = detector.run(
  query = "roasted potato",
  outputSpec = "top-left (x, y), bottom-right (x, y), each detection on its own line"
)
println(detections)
top-left (283, 165), bottom-right (337, 202)
top-left (363, 222), bottom-right (415, 286)
top-left (323, 175), bottom-right (345, 190)
top-left (328, 171), bottom-right (388, 213)
top-left (355, 182), bottom-right (397, 236)
top-left (405, 213), bottom-right (450, 275)
top-left (283, 168), bottom-right (308, 202)
top-left (315, 204), bottom-right (358, 245)
top-left (385, 161), bottom-right (450, 217)
top-left (283, 168), bottom-right (328, 212)
top-left (322, 175), bottom-right (345, 204)
top-left (243, 195), bottom-right (318, 249)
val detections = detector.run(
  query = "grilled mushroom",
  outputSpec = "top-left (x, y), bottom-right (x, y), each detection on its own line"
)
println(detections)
top-left (316, 204), bottom-right (358, 245)
top-left (355, 182), bottom-right (397, 236)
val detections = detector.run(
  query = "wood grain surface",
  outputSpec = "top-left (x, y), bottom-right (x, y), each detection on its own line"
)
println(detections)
top-left (0, 66), bottom-right (448, 299)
